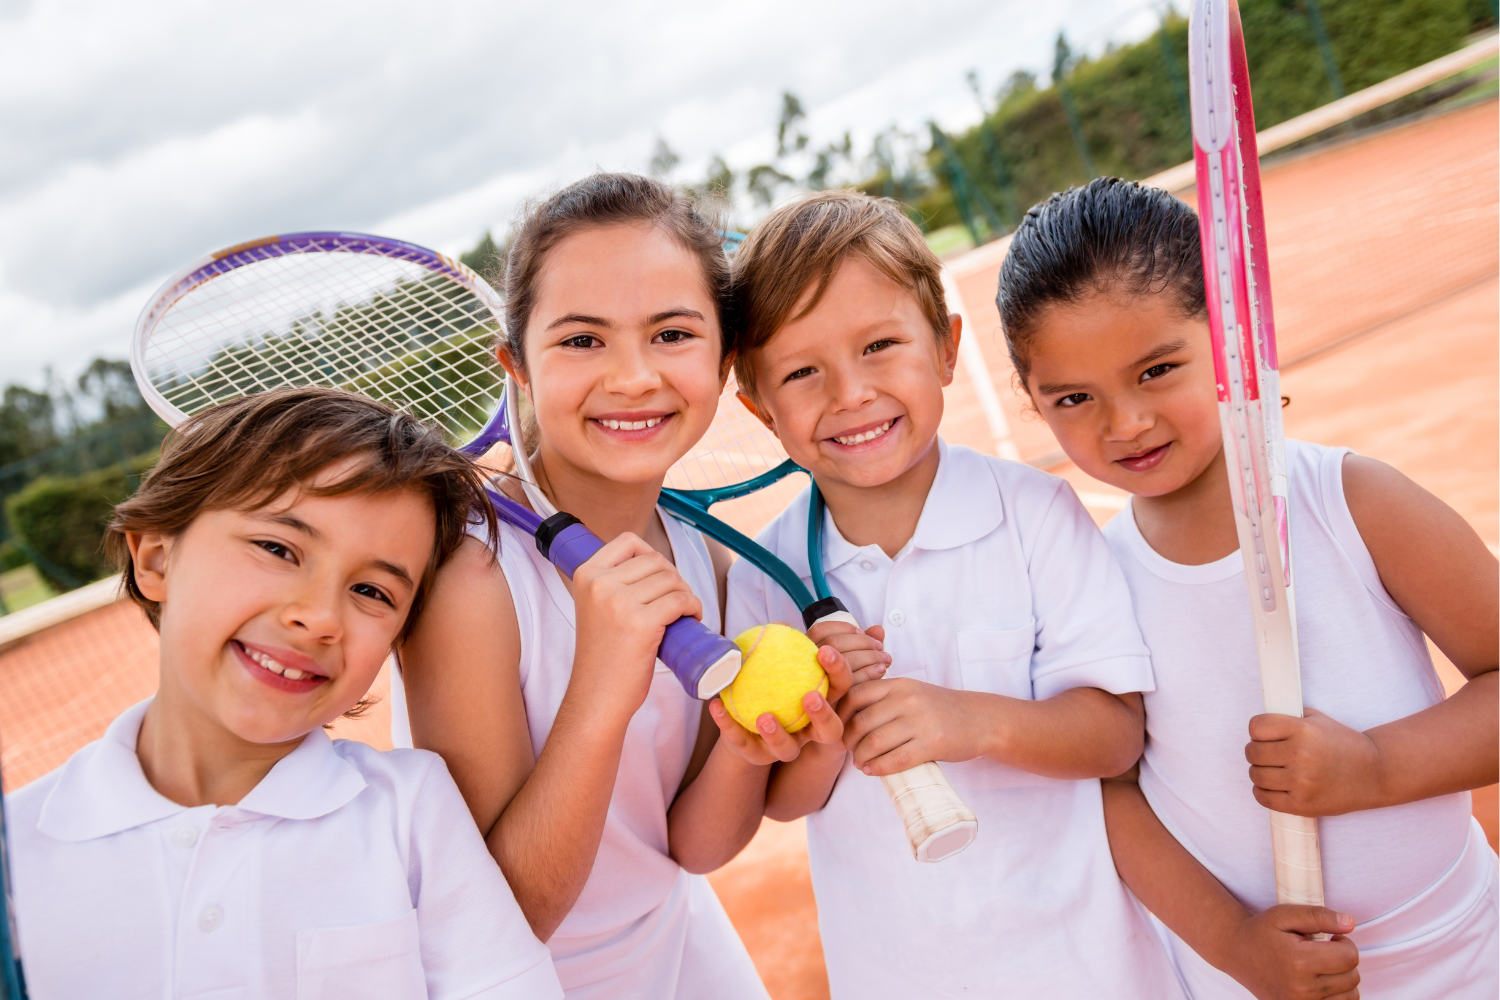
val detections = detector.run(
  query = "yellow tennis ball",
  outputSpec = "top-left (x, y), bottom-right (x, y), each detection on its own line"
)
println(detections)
top-left (721, 624), bottom-right (828, 733)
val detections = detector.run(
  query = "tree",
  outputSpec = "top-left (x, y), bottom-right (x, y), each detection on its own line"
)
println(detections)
top-left (775, 92), bottom-right (809, 157)
top-left (649, 137), bottom-right (680, 178)
top-left (460, 231), bottom-right (505, 286)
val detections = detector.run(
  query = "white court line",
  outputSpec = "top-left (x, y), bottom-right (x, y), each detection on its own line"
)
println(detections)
top-left (941, 267), bottom-right (1021, 462)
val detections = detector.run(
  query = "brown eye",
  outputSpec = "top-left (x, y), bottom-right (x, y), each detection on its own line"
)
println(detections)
top-left (1056, 393), bottom-right (1091, 408)
top-left (351, 582), bottom-right (394, 607)
top-left (1141, 364), bottom-right (1175, 381)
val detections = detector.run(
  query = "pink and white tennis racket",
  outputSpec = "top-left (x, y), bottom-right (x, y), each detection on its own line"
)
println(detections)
top-left (1189, 0), bottom-right (1327, 910)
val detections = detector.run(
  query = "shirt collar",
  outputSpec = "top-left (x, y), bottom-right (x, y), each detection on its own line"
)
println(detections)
top-left (38, 698), bottom-right (367, 842)
top-left (775, 440), bottom-right (1006, 576)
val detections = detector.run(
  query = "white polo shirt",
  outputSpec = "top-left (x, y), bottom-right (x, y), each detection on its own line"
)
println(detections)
top-left (5, 698), bottom-right (561, 1000)
top-left (726, 440), bottom-right (1184, 999)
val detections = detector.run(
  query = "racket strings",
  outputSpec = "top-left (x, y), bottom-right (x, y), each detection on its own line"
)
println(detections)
top-left (666, 383), bottom-right (795, 493)
top-left (142, 249), bottom-right (504, 444)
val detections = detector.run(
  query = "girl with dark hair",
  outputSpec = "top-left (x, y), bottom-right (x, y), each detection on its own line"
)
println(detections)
top-left (998, 177), bottom-right (1498, 1000)
top-left (398, 173), bottom-right (786, 1000)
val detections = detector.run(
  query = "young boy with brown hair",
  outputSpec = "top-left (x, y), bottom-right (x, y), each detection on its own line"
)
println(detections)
top-left (723, 192), bottom-right (1184, 998)
top-left (4, 387), bottom-right (562, 999)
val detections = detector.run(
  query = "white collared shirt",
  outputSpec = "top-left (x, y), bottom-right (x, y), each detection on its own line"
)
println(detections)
top-left (727, 440), bottom-right (1183, 999)
top-left (5, 699), bottom-right (561, 1000)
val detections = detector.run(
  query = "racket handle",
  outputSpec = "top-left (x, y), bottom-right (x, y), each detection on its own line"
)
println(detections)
top-left (1271, 810), bottom-right (1326, 907)
top-left (880, 763), bottom-right (978, 862)
top-left (536, 513), bottom-right (741, 700)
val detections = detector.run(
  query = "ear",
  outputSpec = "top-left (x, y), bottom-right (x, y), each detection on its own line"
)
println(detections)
top-left (126, 531), bottom-right (172, 603)
top-left (735, 390), bottom-right (775, 432)
top-left (495, 346), bottom-right (531, 400)
top-left (939, 312), bottom-right (963, 387)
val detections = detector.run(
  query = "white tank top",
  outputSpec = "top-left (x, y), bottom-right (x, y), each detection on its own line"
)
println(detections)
top-left (494, 511), bottom-right (766, 1000)
top-left (1103, 441), bottom-right (1495, 992)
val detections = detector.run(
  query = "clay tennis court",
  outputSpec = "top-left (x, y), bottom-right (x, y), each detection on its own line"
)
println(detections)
top-left (0, 95), bottom-right (1493, 1000)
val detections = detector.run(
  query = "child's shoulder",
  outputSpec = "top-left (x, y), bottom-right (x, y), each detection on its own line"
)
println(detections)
top-left (327, 739), bottom-right (453, 799)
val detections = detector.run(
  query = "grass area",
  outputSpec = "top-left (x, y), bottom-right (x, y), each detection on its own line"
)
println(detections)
top-left (925, 223), bottom-right (976, 260)
top-left (0, 564), bottom-right (59, 616)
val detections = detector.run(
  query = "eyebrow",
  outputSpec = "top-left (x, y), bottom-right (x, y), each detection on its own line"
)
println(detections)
top-left (543, 308), bottom-right (705, 332)
top-left (258, 513), bottom-right (415, 590)
top-left (1035, 338), bottom-right (1192, 396)
top-left (1129, 338), bottom-right (1190, 369)
top-left (545, 313), bottom-right (614, 331)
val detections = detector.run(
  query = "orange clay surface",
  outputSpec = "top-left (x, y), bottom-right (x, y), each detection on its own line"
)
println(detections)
top-left (0, 101), bottom-right (1492, 1000)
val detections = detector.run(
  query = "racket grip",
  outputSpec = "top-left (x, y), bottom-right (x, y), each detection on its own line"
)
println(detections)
top-left (1270, 810), bottom-right (1326, 907)
top-left (535, 513), bottom-right (741, 700)
top-left (880, 763), bottom-right (978, 862)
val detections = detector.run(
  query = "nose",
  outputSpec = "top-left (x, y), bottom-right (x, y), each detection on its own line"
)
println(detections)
top-left (601, 339), bottom-right (662, 399)
top-left (1104, 397), bottom-right (1154, 443)
top-left (280, 576), bottom-right (343, 645)
top-left (823, 359), bottom-right (877, 413)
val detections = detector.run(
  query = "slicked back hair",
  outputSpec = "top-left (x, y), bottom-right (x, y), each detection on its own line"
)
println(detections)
top-left (997, 177), bottom-right (1206, 385)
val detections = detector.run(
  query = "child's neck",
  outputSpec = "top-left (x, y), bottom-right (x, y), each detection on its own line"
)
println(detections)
top-left (529, 446), bottom-right (672, 559)
top-left (817, 438), bottom-right (941, 558)
top-left (1130, 447), bottom-right (1242, 566)
top-left (136, 679), bottom-right (304, 808)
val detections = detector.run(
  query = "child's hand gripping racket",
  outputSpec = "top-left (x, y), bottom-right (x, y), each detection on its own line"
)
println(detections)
top-left (1188, 0), bottom-right (1327, 911)
top-left (129, 233), bottom-right (741, 701)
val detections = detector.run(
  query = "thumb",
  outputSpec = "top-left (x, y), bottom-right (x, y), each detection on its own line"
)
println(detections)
top-left (1270, 904), bottom-right (1355, 938)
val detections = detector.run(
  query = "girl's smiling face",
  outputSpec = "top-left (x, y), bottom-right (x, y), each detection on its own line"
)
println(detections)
top-left (512, 222), bottom-right (725, 491)
top-left (1023, 285), bottom-right (1223, 498)
top-left (131, 463), bottom-right (435, 746)
top-left (744, 256), bottom-right (958, 492)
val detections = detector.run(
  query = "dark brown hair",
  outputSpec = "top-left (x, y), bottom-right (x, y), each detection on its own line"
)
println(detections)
top-left (997, 177), bottom-right (1206, 385)
top-left (107, 387), bottom-right (497, 641)
top-left (499, 172), bottom-right (733, 370)
top-left (730, 190), bottom-right (950, 397)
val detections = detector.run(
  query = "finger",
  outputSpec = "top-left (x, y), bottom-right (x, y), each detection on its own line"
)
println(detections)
top-left (807, 620), bottom-right (860, 645)
top-left (1250, 786), bottom-right (1311, 814)
top-left (642, 588), bottom-right (703, 626)
top-left (580, 531), bottom-right (657, 571)
top-left (863, 624), bottom-right (886, 643)
top-left (1245, 738), bottom-right (1294, 767)
top-left (818, 645), bottom-right (853, 702)
top-left (848, 660), bottom-right (890, 686)
top-left (856, 729), bottom-right (924, 776)
top-left (601, 551), bottom-right (685, 588)
top-left (820, 632), bottom-right (887, 654)
top-left (840, 678), bottom-right (893, 716)
top-left (847, 706), bottom-right (913, 762)
top-left (1248, 764), bottom-right (1295, 792)
top-left (755, 713), bottom-right (803, 762)
top-left (802, 690), bottom-right (845, 745)
top-left (1270, 905), bottom-right (1356, 938)
top-left (707, 699), bottom-right (776, 766)
top-left (1248, 712), bottom-right (1303, 742)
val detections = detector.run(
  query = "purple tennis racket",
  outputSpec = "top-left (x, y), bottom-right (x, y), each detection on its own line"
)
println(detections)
top-left (129, 232), bottom-right (742, 699)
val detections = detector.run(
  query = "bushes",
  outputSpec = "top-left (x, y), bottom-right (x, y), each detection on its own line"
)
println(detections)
top-left (4, 454), bottom-right (155, 591)
top-left (940, 0), bottom-right (1482, 224)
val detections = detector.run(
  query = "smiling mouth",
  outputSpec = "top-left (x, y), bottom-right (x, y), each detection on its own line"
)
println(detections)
top-left (831, 419), bottom-right (895, 446)
top-left (593, 415), bottom-right (668, 431)
top-left (1116, 443), bottom-right (1171, 471)
top-left (236, 641), bottom-right (324, 682)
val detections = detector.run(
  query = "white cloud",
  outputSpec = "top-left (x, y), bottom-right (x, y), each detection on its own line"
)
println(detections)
top-left (0, 0), bottom-right (1154, 385)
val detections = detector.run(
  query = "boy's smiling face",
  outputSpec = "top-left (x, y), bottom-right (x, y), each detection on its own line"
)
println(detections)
top-left (130, 459), bottom-right (435, 747)
top-left (742, 256), bottom-right (958, 492)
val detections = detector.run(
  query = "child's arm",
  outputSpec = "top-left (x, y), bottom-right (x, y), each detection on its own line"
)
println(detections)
top-left (402, 533), bottom-right (699, 941)
top-left (759, 622), bottom-right (890, 820)
top-left (1102, 769), bottom-right (1360, 1000)
top-left (1245, 456), bottom-right (1499, 817)
top-left (840, 677), bottom-right (1143, 779)
top-left (667, 539), bottom-right (856, 870)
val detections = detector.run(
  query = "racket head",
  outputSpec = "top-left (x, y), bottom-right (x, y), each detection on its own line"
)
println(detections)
top-left (131, 232), bottom-right (514, 452)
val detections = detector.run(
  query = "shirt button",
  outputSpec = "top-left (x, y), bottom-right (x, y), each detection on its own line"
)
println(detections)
top-left (859, 560), bottom-right (875, 572)
top-left (198, 906), bottom-right (223, 933)
top-left (887, 609), bottom-right (906, 626)
top-left (171, 826), bottom-right (198, 849)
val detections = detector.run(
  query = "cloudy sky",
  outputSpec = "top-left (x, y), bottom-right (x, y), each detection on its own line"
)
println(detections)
top-left (0, 0), bottom-right (1162, 386)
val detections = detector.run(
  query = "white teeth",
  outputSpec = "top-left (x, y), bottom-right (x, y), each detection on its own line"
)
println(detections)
top-left (833, 420), bottom-right (894, 446)
top-left (599, 416), bottom-right (664, 431)
top-left (245, 646), bottom-right (318, 682)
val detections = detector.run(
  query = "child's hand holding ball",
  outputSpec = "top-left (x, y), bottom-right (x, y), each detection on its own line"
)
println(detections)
top-left (708, 623), bottom-right (853, 764)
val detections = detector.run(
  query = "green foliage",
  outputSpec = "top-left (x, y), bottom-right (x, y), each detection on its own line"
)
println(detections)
top-left (940, 0), bottom-right (1480, 225)
top-left (0, 542), bottom-right (24, 573)
top-left (460, 231), bottom-right (505, 286)
top-left (5, 452), bottom-right (156, 591)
